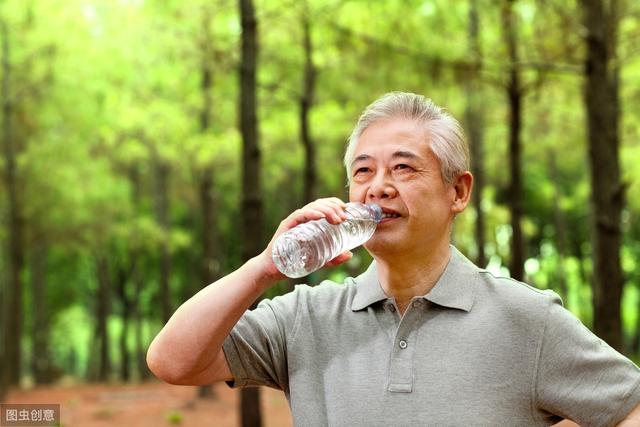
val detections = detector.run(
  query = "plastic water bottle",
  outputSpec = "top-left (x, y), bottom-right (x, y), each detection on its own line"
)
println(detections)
top-left (272, 202), bottom-right (383, 278)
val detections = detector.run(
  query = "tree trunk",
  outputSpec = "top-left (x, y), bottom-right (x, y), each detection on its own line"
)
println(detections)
top-left (198, 13), bottom-right (219, 397)
top-left (464, 0), bottom-right (486, 268)
top-left (120, 300), bottom-right (131, 382)
top-left (300, 5), bottom-right (317, 204)
top-left (115, 268), bottom-right (131, 382)
top-left (580, 0), bottom-right (624, 351)
top-left (1, 18), bottom-right (25, 387)
top-left (128, 166), bottom-right (151, 381)
top-left (239, 0), bottom-right (263, 425)
top-left (154, 160), bottom-right (172, 323)
top-left (95, 255), bottom-right (112, 381)
top-left (197, 165), bottom-right (219, 402)
top-left (133, 276), bottom-right (150, 380)
top-left (239, 0), bottom-right (262, 299)
top-left (133, 264), bottom-right (150, 381)
top-left (31, 242), bottom-right (52, 384)
top-left (501, 0), bottom-right (525, 281)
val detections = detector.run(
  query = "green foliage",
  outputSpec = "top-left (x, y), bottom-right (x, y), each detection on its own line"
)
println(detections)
top-left (165, 410), bottom-right (183, 425)
top-left (1, 0), bottom-right (639, 383)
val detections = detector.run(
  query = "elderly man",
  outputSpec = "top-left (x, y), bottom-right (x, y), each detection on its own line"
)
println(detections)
top-left (147, 92), bottom-right (640, 426)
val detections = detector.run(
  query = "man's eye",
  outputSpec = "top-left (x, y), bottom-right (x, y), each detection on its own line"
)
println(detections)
top-left (354, 167), bottom-right (370, 175)
top-left (394, 164), bottom-right (410, 170)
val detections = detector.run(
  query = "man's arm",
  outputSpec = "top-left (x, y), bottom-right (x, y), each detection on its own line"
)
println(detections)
top-left (619, 402), bottom-right (640, 426)
top-left (146, 255), bottom-right (278, 384)
top-left (146, 198), bottom-right (350, 385)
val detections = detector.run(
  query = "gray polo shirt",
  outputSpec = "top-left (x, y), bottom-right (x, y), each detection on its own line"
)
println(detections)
top-left (223, 246), bottom-right (640, 426)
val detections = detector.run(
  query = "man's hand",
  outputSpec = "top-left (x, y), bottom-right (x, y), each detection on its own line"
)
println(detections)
top-left (147, 197), bottom-right (356, 385)
top-left (254, 197), bottom-right (353, 280)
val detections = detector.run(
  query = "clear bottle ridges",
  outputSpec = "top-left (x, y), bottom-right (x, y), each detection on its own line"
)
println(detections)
top-left (272, 202), bottom-right (383, 278)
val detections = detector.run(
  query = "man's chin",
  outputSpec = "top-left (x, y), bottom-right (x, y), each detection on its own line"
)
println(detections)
top-left (364, 235), bottom-right (404, 257)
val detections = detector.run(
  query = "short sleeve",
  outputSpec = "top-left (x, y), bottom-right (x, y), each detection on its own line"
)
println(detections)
top-left (222, 288), bottom-right (301, 392)
top-left (535, 298), bottom-right (640, 427)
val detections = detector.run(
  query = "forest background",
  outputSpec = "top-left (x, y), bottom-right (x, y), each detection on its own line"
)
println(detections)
top-left (1, 0), bottom-right (639, 424)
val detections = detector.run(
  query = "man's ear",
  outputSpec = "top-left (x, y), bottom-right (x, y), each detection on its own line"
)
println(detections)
top-left (451, 171), bottom-right (473, 214)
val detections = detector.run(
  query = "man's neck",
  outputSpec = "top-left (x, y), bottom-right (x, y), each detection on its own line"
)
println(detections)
top-left (374, 242), bottom-right (452, 315)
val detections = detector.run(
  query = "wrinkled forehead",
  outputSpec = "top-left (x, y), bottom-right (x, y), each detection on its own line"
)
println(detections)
top-left (350, 119), bottom-right (433, 166)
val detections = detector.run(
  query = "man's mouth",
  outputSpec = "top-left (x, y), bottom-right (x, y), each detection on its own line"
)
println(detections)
top-left (379, 209), bottom-right (402, 221)
top-left (381, 212), bottom-right (401, 219)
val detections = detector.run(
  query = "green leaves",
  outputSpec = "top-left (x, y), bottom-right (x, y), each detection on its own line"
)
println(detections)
top-left (2, 0), bottom-right (640, 379)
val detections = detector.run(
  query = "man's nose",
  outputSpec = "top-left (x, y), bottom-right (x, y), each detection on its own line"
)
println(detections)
top-left (367, 171), bottom-right (397, 200)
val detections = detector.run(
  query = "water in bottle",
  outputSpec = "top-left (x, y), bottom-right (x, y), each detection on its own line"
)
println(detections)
top-left (272, 202), bottom-right (383, 278)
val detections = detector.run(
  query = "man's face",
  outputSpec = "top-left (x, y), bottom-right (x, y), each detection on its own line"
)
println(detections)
top-left (348, 117), bottom-right (460, 257)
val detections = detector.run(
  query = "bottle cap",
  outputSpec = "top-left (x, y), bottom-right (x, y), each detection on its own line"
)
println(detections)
top-left (367, 204), bottom-right (383, 223)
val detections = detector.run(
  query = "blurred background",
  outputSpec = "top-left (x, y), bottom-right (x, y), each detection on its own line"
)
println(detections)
top-left (0, 0), bottom-right (639, 425)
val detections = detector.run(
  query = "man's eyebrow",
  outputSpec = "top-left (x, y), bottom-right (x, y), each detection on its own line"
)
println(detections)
top-left (350, 151), bottom-right (422, 168)
top-left (350, 154), bottom-right (372, 168)
top-left (391, 150), bottom-right (421, 161)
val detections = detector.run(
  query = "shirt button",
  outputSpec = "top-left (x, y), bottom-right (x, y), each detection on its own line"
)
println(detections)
top-left (412, 300), bottom-right (423, 308)
top-left (388, 304), bottom-right (396, 313)
top-left (399, 340), bottom-right (408, 349)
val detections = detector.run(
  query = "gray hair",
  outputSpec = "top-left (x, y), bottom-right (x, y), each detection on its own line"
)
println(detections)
top-left (344, 92), bottom-right (469, 185)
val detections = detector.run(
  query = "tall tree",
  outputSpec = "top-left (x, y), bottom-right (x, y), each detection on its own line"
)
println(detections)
top-left (501, 0), bottom-right (525, 281)
top-left (300, 1), bottom-right (317, 204)
top-left (197, 4), bottom-right (219, 399)
top-left (239, 0), bottom-right (263, 425)
top-left (464, 0), bottom-right (487, 267)
top-left (128, 165), bottom-right (152, 381)
top-left (580, 0), bottom-right (624, 351)
top-left (1, 17), bottom-right (25, 387)
top-left (114, 261), bottom-right (132, 381)
top-left (30, 242), bottom-right (52, 383)
top-left (94, 255), bottom-right (112, 381)
top-left (154, 156), bottom-right (172, 324)
top-left (98, 139), bottom-right (148, 383)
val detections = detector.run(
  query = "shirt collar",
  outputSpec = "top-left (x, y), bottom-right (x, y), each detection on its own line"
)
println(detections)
top-left (350, 262), bottom-right (388, 310)
top-left (351, 246), bottom-right (479, 312)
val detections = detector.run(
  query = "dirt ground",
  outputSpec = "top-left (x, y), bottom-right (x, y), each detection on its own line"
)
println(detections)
top-left (4, 381), bottom-right (292, 427)
top-left (4, 381), bottom-right (579, 426)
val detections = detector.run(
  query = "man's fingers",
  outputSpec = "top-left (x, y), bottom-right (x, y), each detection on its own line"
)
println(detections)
top-left (268, 198), bottom-right (349, 251)
top-left (280, 208), bottom-right (325, 229)
top-left (296, 209), bottom-right (326, 225)
top-left (313, 198), bottom-right (347, 224)
top-left (325, 251), bottom-right (353, 268)
top-left (284, 199), bottom-right (347, 226)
